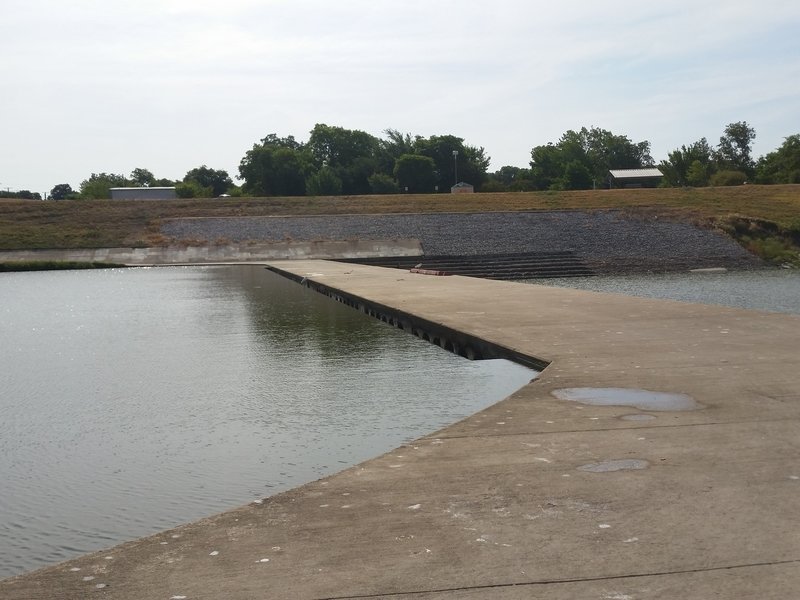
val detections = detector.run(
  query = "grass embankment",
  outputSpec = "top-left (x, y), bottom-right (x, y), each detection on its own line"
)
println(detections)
top-left (1, 185), bottom-right (799, 263)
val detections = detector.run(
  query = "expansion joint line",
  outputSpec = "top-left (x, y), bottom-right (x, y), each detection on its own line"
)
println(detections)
top-left (425, 417), bottom-right (796, 441)
top-left (315, 559), bottom-right (800, 599)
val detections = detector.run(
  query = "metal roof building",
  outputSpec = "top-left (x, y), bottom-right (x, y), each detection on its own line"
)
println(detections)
top-left (109, 187), bottom-right (177, 200)
top-left (608, 168), bottom-right (663, 189)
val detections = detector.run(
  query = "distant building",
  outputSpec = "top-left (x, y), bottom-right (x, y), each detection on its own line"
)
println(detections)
top-left (608, 168), bottom-right (663, 189)
top-left (109, 187), bottom-right (177, 200)
top-left (450, 182), bottom-right (474, 194)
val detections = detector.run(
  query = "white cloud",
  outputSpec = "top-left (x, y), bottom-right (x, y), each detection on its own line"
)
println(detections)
top-left (1, 0), bottom-right (798, 192)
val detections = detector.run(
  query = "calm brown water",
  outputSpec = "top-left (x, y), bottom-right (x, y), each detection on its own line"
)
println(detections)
top-left (0, 266), bottom-right (535, 578)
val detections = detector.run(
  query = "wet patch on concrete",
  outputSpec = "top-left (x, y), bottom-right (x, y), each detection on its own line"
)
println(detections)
top-left (578, 459), bottom-right (650, 473)
top-left (553, 387), bottom-right (704, 411)
top-left (620, 414), bottom-right (658, 421)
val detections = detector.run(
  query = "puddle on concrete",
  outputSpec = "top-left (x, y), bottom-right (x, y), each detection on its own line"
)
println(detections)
top-left (552, 387), bottom-right (704, 411)
top-left (620, 414), bottom-right (657, 422)
top-left (578, 459), bottom-right (650, 473)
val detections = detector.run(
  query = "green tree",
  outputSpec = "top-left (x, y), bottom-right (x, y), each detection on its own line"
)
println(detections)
top-left (307, 124), bottom-right (382, 195)
top-left (716, 121), bottom-right (756, 177)
top-left (238, 135), bottom-right (311, 196)
top-left (130, 168), bottom-right (156, 187)
top-left (79, 172), bottom-right (127, 199)
top-left (560, 160), bottom-right (593, 190)
top-left (394, 154), bottom-right (437, 193)
top-left (259, 133), bottom-right (303, 150)
top-left (376, 129), bottom-right (422, 176)
top-left (659, 138), bottom-right (714, 186)
top-left (755, 134), bottom-right (800, 184)
top-left (710, 170), bottom-right (747, 186)
top-left (414, 134), bottom-right (490, 191)
top-left (305, 166), bottom-right (343, 196)
top-left (685, 160), bottom-right (711, 187)
top-left (175, 180), bottom-right (213, 198)
top-left (530, 127), bottom-right (652, 190)
top-left (529, 144), bottom-right (563, 190)
top-left (183, 165), bottom-right (233, 197)
top-left (493, 166), bottom-right (527, 187)
top-left (367, 172), bottom-right (400, 194)
top-left (50, 183), bottom-right (75, 200)
top-left (3, 190), bottom-right (41, 200)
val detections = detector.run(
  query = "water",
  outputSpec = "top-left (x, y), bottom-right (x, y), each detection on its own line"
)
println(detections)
top-left (535, 269), bottom-right (800, 315)
top-left (0, 266), bottom-right (535, 578)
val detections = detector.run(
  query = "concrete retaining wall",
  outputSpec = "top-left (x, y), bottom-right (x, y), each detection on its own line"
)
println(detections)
top-left (0, 239), bottom-right (423, 266)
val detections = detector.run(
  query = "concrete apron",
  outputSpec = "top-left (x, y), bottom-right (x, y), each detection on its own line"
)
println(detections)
top-left (3, 260), bottom-right (799, 599)
top-left (0, 240), bottom-right (422, 265)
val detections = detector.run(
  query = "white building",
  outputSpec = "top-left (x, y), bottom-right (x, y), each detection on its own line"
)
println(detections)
top-left (109, 187), bottom-right (177, 200)
top-left (608, 168), bottom-right (663, 189)
top-left (450, 182), bottom-right (474, 194)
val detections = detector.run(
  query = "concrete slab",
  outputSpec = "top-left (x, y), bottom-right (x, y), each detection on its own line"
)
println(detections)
top-left (2, 261), bottom-right (799, 599)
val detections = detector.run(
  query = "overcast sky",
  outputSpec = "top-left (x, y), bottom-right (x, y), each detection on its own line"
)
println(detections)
top-left (3, 0), bottom-right (799, 195)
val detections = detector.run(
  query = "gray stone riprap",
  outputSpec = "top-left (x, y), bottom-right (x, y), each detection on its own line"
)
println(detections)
top-left (161, 210), bottom-right (761, 272)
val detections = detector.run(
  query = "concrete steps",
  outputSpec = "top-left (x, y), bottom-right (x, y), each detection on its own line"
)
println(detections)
top-left (342, 251), bottom-right (594, 280)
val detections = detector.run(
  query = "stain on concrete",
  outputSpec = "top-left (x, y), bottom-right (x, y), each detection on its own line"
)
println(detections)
top-left (620, 414), bottom-right (657, 421)
top-left (578, 459), bottom-right (650, 472)
top-left (553, 387), bottom-right (704, 411)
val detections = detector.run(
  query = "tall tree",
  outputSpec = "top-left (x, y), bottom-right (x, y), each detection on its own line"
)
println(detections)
top-left (50, 183), bottom-right (75, 200)
top-left (79, 173), bottom-right (127, 199)
top-left (129, 168), bottom-right (156, 187)
top-left (529, 127), bottom-right (652, 190)
top-left (484, 166), bottom-right (535, 192)
top-left (529, 144), bottom-right (563, 190)
top-left (414, 134), bottom-right (490, 191)
top-left (755, 134), bottom-right (800, 184)
top-left (659, 138), bottom-right (714, 187)
top-left (715, 121), bottom-right (756, 177)
top-left (393, 154), bottom-right (437, 193)
top-left (183, 165), bottom-right (233, 197)
top-left (307, 124), bottom-right (381, 195)
top-left (305, 166), bottom-right (343, 196)
top-left (367, 172), bottom-right (400, 194)
top-left (378, 129), bottom-right (418, 174)
top-left (238, 135), bottom-right (311, 196)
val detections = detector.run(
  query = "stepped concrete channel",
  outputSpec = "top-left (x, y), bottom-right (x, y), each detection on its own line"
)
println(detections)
top-left (4, 260), bottom-right (799, 599)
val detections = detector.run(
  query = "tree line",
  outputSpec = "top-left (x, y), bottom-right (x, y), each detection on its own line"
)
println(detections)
top-left (486, 122), bottom-right (799, 192)
top-left (5, 121), bottom-right (799, 200)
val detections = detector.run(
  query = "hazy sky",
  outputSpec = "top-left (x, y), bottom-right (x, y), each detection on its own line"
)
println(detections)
top-left (3, 0), bottom-right (799, 195)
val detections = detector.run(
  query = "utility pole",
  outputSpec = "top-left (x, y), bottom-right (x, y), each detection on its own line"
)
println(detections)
top-left (452, 150), bottom-right (458, 186)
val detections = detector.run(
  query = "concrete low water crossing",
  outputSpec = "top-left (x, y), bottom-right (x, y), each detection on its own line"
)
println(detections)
top-left (3, 261), bottom-right (800, 599)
